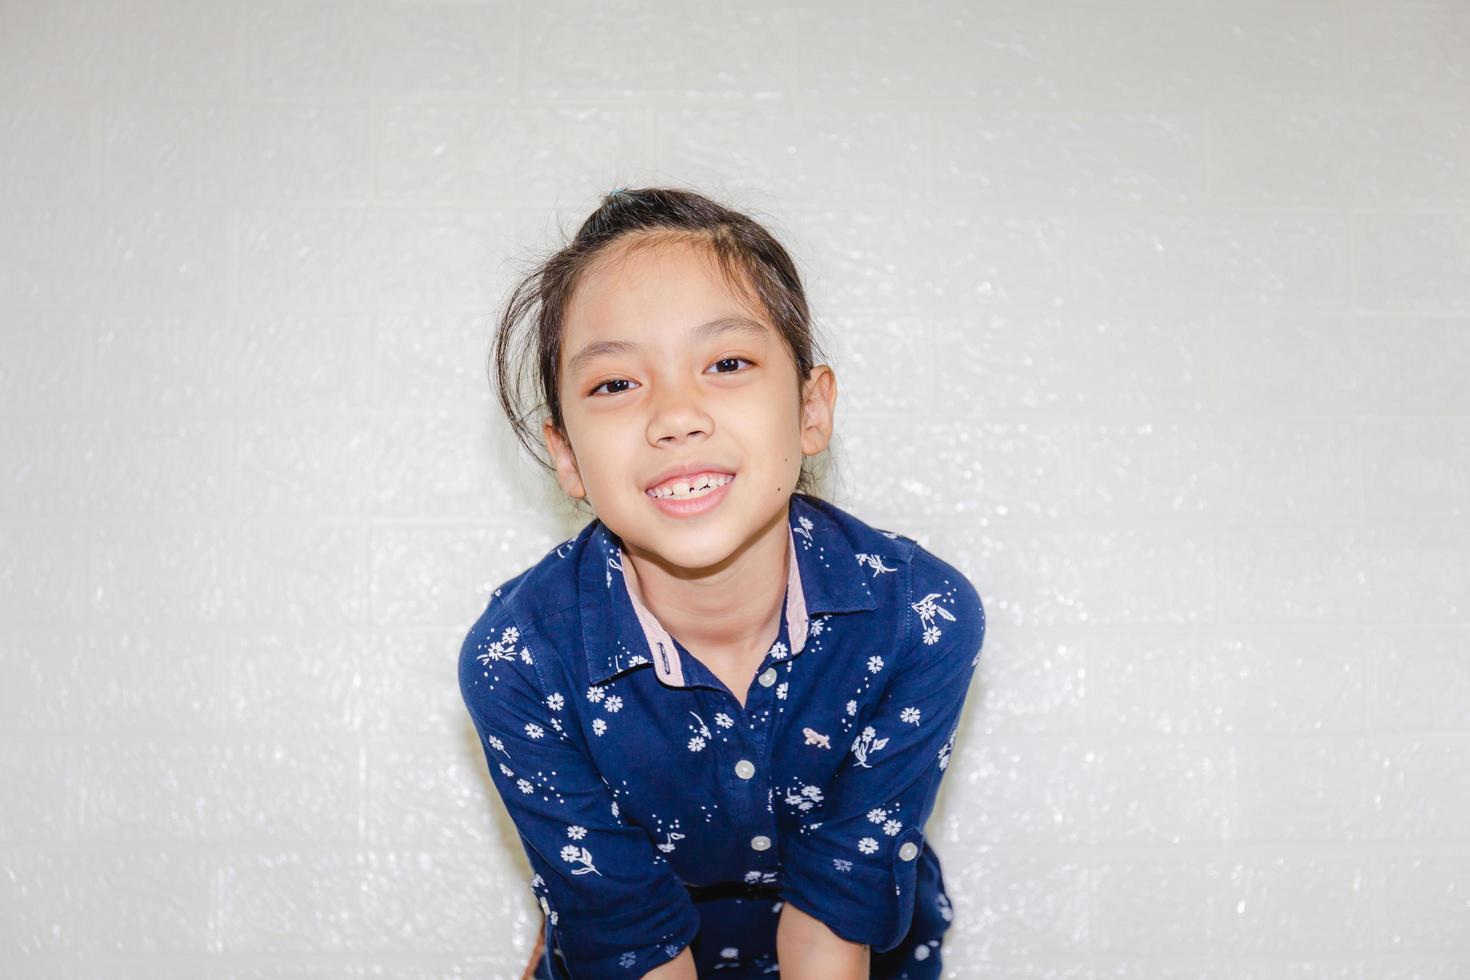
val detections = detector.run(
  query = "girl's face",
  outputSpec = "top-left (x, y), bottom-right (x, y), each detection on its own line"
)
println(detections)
top-left (544, 235), bottom-right (836, 573)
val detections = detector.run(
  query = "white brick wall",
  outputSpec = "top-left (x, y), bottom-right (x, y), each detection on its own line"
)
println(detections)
top-left (2, 0), bottom-right (1467, 975)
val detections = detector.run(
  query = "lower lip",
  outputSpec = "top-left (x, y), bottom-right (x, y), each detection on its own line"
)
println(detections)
top-left (645, 476), bottom-right (735, 517)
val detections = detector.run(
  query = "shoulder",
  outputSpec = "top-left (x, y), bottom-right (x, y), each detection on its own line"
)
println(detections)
top-left (796, 493), bottom-right (920, 562)
top-left (457, 523), bottom-right (593, 691)
top-left (905, 540), bottom-right (986, 662)
top-left (796, 494), bottom-right (984, 655)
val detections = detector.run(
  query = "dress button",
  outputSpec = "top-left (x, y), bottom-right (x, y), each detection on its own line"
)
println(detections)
top-left (758, 668), bottom-right (777, 687)
top-left (750, 835), bottom-right (771, 851)
top-left (898, 841), bottom-right (919, 861)
top-left (735, 759), bottom-right (755, 779)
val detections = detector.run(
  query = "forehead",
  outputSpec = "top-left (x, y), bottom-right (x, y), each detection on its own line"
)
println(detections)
top-left (564, 235), bottom-right (760, 339)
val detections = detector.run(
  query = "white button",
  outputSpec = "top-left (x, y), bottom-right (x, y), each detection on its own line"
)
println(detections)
top-left (735, 759), bottom-right (755, 779)
top-left (750, 835), bottom-right (771, 851)
top-left (898, 842), bottom-right (919, 861)
top-left (758, 668), bottom-right (777, 687)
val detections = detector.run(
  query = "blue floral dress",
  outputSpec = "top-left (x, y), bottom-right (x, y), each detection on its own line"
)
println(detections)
top-left (459, 493), bottom-right (986, 978)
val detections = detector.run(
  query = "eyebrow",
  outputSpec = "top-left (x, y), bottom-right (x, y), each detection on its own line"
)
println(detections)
top-left (565, 315), bottom-right (769, 378)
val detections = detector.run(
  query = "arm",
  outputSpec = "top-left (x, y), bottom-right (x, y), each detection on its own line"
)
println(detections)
top-left (777, 554), bottom-right (986, 955)
top-left (459, 602), bottom-right (699, 978)
top-left (777, 899), bottom-right (870, 980)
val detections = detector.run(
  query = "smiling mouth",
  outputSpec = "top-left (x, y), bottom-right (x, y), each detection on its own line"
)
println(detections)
top-left (645, 473), bottom-right (736, 500)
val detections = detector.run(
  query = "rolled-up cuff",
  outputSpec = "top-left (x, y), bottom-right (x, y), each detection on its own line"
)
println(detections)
top-left (778, 824), bottom-right (927, 954)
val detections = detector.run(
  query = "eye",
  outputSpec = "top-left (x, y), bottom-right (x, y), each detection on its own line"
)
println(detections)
top-left (586, 357), bottom-right (754, 398)
top-left (588, 377), bottom-right (637, 397)
top-left (708, 356), bottom-right (754, 375)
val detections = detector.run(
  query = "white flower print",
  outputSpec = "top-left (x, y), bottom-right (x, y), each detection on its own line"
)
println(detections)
top-left (855, 552), bottom-right (897, 576)
top-left (656, 829), bottom-right (685, 853)
top-left (604, 695), bottom-right (624, 713)
top-left (475, 625), bottom-right (521, 666)
top-left (628, 654), bottom-right (649, 666)
top-left (592, 718), bottom-right (607, 736)
top-left (498, 762), bottom-right (514, 778)
top-left (530, 873), bottom-right (544, 889)
top-left (938, 727), bottom-right (956, 771)
top-left (785, 784), bottom-right (824, 812)
top-left (549, 718), bottom-right (563, 734)
top-left (486, 734), bottom-right (506, 754)
top-left (546, 693), bottom-right (564, 711)
top-left (810, 616), bottom-right (826, 636)
top-left (560, 844), bottom-right (601, 876)
top-left (912, 592), bottom-right (958, 645)
top-left (852, 726), bottom-right (889, 768)
top-left (833, 858), bottom-right (853, 872)
top-left (867, 655), bottom-right (884, 673)
top-left (720, 947), bottom-right (739, 959)
top-left (776, 682), bottom-right (788, 700)
top-left (611, 799), bottom-right (620, 818)
top-left (794, 515), bottom-right (814, 541)
top-left (714, 713), bottom-right (734, 729)
top-left (900, 706), bottom-right (921, 725)
top-left (846, 700), bottom-right (857, 716)
top-left (524, 722), bottom-right (544, 740)
top-left (519, 647), bottom-right (533, 665)
top-left (567, 825), bottom-right (587, 840)
top-left (769, 640), bottom-right (789, 661)
top-left (858, 837), bottom-right (879, 855)
top-left (688, 736), bottom-right (707, 752)
top-left (867, 807), bottom-right (888, 824)
top-left (744, 870), bottom-right (762, 884)
top-left (883, 819), bottom-right (903, 836)
top-left (516, 778), bottom-right (534, 794)
top-left (586, 685), bottom-right (605, 703)
top-left (619, 952), bottom-right (636, 968)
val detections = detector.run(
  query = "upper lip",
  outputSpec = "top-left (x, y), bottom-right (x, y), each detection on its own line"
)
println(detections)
top-left (644, 463), bottom-right (737, 493)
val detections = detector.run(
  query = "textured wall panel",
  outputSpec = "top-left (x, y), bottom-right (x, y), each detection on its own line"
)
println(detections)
top-left (2, 0), bottom-right (1467, 975)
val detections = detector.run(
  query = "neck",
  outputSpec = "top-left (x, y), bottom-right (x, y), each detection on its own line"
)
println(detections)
top-left (620, 503), bottom-right (790, 663)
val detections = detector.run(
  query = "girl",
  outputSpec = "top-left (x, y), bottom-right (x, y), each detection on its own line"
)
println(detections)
top-left (459, 186), bottom-right (986, 979)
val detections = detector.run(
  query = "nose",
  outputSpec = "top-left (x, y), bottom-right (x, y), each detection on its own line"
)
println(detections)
top-left (646, 377), bottom-right (712, 447)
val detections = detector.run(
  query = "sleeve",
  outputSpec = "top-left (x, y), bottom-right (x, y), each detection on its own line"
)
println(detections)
top-left (777, 556), bottom-right (986, 953)
top-left (458, 599), bottom-right (700, 978)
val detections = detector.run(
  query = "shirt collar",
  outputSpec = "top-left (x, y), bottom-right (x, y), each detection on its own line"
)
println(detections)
top-left (580, 493), bottom-right (878, 686)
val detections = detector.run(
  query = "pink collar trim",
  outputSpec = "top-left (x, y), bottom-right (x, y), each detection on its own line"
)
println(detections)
top-left (617, 522), bottom-right (809, 688)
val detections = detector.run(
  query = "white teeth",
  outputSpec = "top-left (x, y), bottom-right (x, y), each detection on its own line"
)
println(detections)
top-left (648, 473), bottom-right (733, 500)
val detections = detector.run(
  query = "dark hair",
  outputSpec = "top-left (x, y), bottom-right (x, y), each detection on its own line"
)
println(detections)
top-left (490, 185), bottom-right (837, 514)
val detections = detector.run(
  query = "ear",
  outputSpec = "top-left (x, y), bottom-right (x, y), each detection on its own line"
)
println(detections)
top-left (543, 417), bottom-right (588, 501)
top-left (798, 365), bottom-right (837, 457)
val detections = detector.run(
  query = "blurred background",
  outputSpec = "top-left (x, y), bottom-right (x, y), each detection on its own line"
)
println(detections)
top-left (3, 0), bottom-right (1468, 976)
